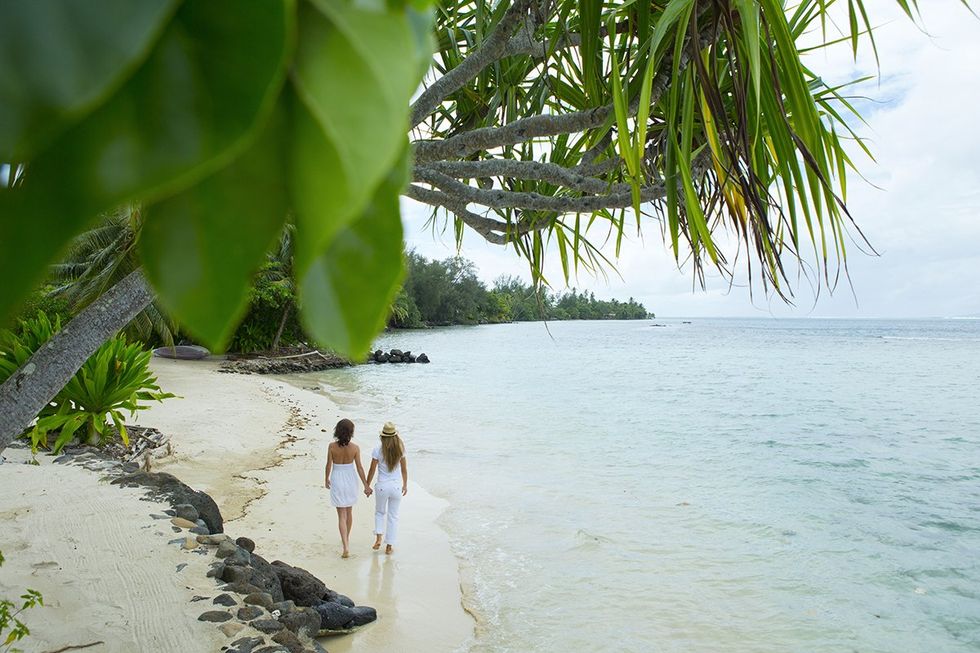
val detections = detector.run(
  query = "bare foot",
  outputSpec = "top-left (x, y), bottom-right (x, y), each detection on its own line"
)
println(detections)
top-left (341, 551), bottom-right (350, 559)
top-left (385, 544), bottom-right (393, 555)
top-left (372, 537), bottom-right (382, 550)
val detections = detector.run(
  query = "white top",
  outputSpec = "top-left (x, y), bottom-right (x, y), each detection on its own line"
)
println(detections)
top-left (372, 446), bottom-right (402, 486)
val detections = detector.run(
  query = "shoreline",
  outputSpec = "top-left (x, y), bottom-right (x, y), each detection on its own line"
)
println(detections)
top-left (138, 358), bottom-right (474, 652)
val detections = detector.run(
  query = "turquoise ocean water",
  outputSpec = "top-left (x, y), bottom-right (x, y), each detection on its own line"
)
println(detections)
top-left (309, 319), bottom-right (980, 652)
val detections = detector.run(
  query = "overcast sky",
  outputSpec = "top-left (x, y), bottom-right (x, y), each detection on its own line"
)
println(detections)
top-left (403, 1), bottom-right (980, 318)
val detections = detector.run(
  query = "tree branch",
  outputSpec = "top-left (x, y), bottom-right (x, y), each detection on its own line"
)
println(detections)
top-left (413, 28), bottom-right (715, 163)
top-left (414, 168), bottom-right (667, 213)
top-left (424, 159), bottom-right (629, 195)
top-left (414, 106), bottom-right (614, 162)
top-left (410, 0), bottom-right (534, 128)
top-left (502, 20), bottom-right (634, 58)
top-left (404, 185), bottom-right (512, 245)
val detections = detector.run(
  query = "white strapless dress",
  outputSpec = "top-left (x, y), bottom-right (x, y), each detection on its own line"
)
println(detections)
top-left (330, 463), bottom-right (358, 507)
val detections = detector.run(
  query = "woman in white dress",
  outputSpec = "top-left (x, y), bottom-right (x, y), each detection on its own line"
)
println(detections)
top-left (324, 418), bottom-right (370, 558)
top-left (365, 422), bottom-right (408, 555)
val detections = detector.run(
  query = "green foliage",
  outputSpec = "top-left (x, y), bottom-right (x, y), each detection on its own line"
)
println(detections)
top-left (229, 268), bottom-right (303, 354)
top-left (1, 0), bottom-right (433, 359)
top-left (0, 0), bottom-right (179, 159)
top-left (397, 252), bottom-right (489, 326)
top-left (10, 289), bottom-right (71, 329)
top-left (390, 252), bottom-right (649, 327)
top-left (0, 550), bottom-right (44, 652)
top-left (389, 288), bottom-right (424, 329)
top-left (30, 338), bottom-right (174, 452)
top-left (298, 146), bottom-right (409, 353)
top-left (1, 0), bottom-right (968, 366)
top-left (0, 312), bottom-right (173, 453)
top-left (0, 314), bottom-right (64, 416)
top-left (141, 106), bottom-right (291, 347)
top-left (49, 208), bottom-right (178, 348)
top-left (227, 224), bottom-right (302, 354)
top-left (421, 0), bottom-right (971, 298)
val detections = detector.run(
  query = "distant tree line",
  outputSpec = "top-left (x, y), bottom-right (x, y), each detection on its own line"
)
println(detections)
top-left (14, 243), bottom-right (650, 354)
top-left (389, 251), bottom-right (650, 328)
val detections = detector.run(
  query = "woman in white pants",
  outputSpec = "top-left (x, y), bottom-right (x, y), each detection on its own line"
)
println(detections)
top-left (365, 422), bottom-right (408, 554)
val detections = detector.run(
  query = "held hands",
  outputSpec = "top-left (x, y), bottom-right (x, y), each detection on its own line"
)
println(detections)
top-left (364, 486), bottom-right (373, 497)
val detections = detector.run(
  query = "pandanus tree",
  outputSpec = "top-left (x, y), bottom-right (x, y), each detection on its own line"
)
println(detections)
top-left (0, 0), bottom-right (968, 449)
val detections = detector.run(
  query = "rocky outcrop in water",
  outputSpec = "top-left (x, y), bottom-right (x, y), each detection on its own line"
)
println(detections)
top-left (370, 348), bottom-right (430, 364)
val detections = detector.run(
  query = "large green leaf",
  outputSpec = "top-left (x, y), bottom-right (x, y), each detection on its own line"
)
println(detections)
top-left (0, 0), bottom-right (179, 160)
top-left (287, 89), bottom-right (358, 276)
top-left (0, 0), bottom-right (293, 325)
top-left (291, 0), bottom-right (427, 275)
top-left (140, 107), bottom-right (290, 349)
top-left (298, 147), bottom-right (409, 358)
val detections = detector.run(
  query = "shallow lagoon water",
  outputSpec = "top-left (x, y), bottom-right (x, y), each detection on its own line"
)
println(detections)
top-left (311, 318), bottom-right (980, 652)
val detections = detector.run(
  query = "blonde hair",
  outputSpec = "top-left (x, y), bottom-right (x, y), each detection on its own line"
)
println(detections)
top-left (381, 434), bottom-right (404, 470)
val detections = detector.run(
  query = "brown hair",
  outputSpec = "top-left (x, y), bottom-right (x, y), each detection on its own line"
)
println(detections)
top-left (380, 434), bottom-right (405, 470)
top-left (333, 419), bottom-right (354, 447)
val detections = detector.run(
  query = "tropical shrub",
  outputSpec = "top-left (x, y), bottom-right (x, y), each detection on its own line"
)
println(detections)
top-left (388, 288), bottom-right (424, 329)
top-left (29, 338), bottom-right (173, 452)
top-left (228, 267), bottom-right (302, 354)
top-left (0, 551), bottom-right (43, 653)
top-left (0, 312), bottom-right (173, 453)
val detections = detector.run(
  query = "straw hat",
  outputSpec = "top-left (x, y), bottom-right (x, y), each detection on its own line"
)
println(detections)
top-left (380, 422), bottom-right (399, 437)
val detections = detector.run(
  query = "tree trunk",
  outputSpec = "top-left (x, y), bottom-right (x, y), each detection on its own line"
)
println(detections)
top-left (271, 302), bottom-right (292, 353)
top-left (0, 269), bottom-right (155, 453)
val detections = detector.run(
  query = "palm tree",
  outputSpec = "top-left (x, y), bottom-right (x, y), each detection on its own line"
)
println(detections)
top-left (260, 224), bottom-right (296, 353)
top-left (49, 207), bottom-right (177, 347)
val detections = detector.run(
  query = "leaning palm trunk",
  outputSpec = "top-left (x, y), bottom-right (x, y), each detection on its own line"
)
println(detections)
top-left (0, 269), bottom-right (154, 453)
top-left (271, 303), bottom-right (292, 353)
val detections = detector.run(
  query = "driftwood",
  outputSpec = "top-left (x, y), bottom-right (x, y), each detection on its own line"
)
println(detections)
top-left (125, 427), bottom-right (173, 467)
top-left (42, 642), bottom-right (105, 653)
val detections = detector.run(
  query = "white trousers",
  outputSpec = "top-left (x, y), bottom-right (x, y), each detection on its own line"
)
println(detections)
top-left (374, 483), bottom-right (402, 545)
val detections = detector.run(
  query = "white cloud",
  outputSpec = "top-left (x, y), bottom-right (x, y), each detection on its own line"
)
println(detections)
top-left (404, 2), bottom-right (980, 317)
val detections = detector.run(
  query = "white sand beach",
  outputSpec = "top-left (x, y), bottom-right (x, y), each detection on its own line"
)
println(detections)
top-left (0, 358), bottom-right (472, 652)
top-left (0, 447), bottom-right (224, 653)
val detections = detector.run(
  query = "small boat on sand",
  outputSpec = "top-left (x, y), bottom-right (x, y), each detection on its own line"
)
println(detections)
top-left (152, 345), bottom-right (210, 360)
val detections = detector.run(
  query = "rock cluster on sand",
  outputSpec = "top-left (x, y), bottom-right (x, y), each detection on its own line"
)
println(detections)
top-left (219, 351), bottom-right (351, 375)
top-left (192, 534), bottom-right (377, 651)
top-left (53, 446), bottom-right (378, 653)
top-left (112, 471), bottom-right (223, 533)
top-left (369, 348), bottom-right (430, 364)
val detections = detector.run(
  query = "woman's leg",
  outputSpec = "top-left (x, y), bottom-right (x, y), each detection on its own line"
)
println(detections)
top-left (345, 506), bottom-right (353, 539)
top-left (336, 507), bottom-right (350, 556)
top-left (384, 490), bottom-right (402, 553)
top-left (374, 485), bottom-right (389, 548)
